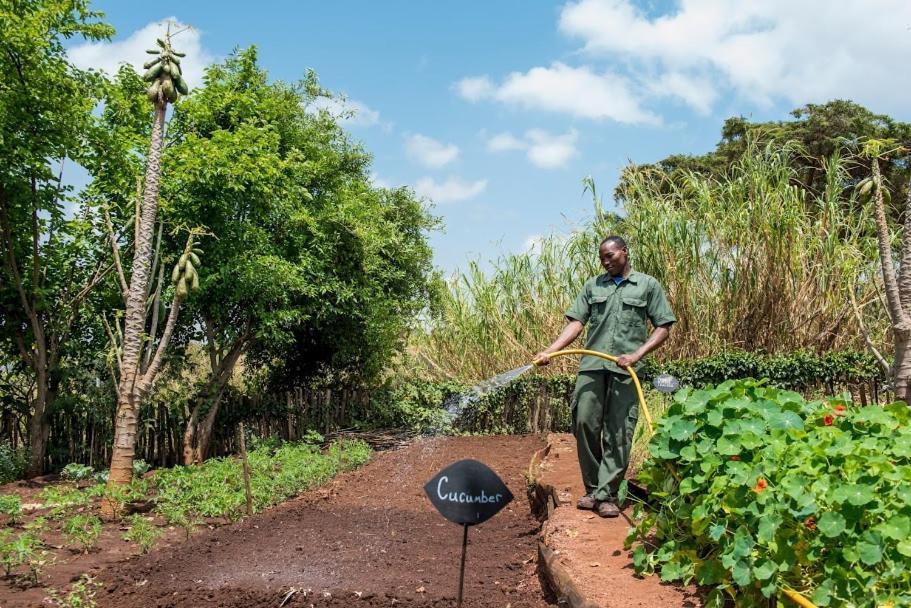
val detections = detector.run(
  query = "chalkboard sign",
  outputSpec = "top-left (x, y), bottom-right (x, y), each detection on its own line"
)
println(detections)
top-left (653, 373), bottom-right (680, 393)
top-left (424, 459), bottom-right (514, 525)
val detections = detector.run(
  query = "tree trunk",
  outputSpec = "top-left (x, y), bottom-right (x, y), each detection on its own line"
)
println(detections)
top-left (183, 325), bottom-right (248, 464)
top-left (107, 103), bottom-right (167, 489)
top-left (182, 379), bottom-right (229, 465)
top-left (894, 333), bottom-right (911, 404)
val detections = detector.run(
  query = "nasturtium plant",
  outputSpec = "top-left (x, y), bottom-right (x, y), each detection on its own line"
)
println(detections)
top-left (626, 379), bottom-right (911, 607)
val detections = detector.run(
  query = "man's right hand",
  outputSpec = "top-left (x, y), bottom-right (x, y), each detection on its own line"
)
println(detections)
top-left (533, 352), bottom-right (551, 366)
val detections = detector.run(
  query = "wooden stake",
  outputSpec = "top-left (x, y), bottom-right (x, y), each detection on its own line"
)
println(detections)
top-left (238, 422), bottom-right (253, 516)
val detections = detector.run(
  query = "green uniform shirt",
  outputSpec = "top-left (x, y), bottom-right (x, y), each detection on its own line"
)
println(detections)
top-left (565, 270), bottom-right (676, 375)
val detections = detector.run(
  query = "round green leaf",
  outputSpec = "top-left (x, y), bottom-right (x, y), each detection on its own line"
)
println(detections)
top-left (769, 411), bottom-right (804, 431)
top-left (857, 537), bottom-right (883, 566)
top-left (817, 512), bottom-right (846, 538)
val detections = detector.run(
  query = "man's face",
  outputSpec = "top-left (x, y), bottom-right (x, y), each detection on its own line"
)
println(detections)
top-left (599, 241), bottom-right (628, 276)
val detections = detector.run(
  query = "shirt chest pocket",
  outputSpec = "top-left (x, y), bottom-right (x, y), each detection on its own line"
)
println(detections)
top-left (621, 295), bottom-right (648, 328)
top-left (588, 295), bottom-right (608, 322)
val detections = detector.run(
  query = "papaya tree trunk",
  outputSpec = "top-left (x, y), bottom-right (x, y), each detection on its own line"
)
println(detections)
top-left (107, 103), bottom-right (167, 488)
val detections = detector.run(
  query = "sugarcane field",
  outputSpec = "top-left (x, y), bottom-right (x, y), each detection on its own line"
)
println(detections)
top-left (2, 2), bottom-right (911, 607)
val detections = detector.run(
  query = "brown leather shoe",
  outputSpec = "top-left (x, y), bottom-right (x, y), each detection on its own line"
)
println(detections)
top-left (596, 501), bottom-right (620, 518)
top-left (576, 494), bottom-right (597, 510)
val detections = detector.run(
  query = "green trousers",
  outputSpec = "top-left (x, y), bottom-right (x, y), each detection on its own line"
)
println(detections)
top-left (572, 371), bottom-right (640, 501)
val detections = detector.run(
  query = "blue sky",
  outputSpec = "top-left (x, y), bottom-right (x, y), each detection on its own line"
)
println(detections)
top-left (69, 1), bottom-right (911, 275)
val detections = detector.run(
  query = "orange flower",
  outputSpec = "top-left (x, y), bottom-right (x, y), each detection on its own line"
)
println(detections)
top-left (729, 455), bottom-right (740, 461)
top-left (824, 415), bottom-right (834, 426)
top-left (804, 516), bottom-right (816, 530)
top-left (753, 478), bottom-right (767, 493)
top-left (834, 405), bottom-right (847, 416)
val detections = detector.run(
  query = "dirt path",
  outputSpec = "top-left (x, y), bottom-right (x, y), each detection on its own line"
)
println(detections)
top-left (534, 434), bottom-right (702, 608)
top-left (92, 435), bottom-right (551, 608)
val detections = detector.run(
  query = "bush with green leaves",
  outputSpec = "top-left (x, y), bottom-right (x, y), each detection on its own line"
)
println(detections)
top-left (0, 442), bottom-right (27, 484)
top-left (60, 463), bottom-right (94, 482)
top-left (62, 514), bottom-right (102, 553)
top-left (121, 514), bottom-right (161, 554)
top-left (132, 459), bottom-right (150, 477)
top-left (626, 379), bottom-right (911, 607)
top-left (370, 379), bottom-right (467, 432)
top-left (0, 494), bottom-right (22, 524)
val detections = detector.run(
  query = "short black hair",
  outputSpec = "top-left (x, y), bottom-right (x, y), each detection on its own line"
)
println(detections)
top-left (600, 235), bottom-right (628, 251)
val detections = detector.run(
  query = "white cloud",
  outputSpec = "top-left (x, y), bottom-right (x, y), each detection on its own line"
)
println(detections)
top-left (413, 176), bottom-right (487, 204)
top-left (526, 129), bottom-right (579, 169)
top-left (405, 134), bottom-right (459, 168)
top-left (487, 132), bottom-right (526, 152)
top-left (462, 63), bottom-right (660, 125)
top-left (486, 128), bottom-right (579, 169)
top-left (456, 76), bottom-right (495, 102)
top-left (648, 72), bottom-right (718, 115)
top-left (558, 0), bottom-right (911, 112)
top-left (309, 96), bottom-right (381, 127)
top-left (68, 18), bottom-right (214, 88)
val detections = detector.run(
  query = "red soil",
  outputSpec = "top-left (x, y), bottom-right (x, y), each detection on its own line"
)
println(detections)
top-left (91, 435), bottom-right (551, 608)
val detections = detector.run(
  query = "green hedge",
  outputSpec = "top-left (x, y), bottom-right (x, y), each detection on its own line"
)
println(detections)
top-left (640, 350), bottom-right (885, 392)
top-left (384, 350), bottom-right (887, 435)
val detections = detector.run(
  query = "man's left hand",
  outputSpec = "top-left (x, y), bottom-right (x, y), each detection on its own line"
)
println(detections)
top-left (616, 353), bottom-right (640, 368)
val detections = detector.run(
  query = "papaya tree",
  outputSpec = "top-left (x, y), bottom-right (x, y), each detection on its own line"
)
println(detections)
top-left (106, 30), bottom-right (195, 490)
top-left (0, 1), bottom-right (114, 476)
top-left (860, 138), bottom-right (911, 403)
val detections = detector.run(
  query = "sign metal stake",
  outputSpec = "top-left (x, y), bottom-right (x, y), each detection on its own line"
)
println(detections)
top-left (457, 523), bottom-right (468, 608)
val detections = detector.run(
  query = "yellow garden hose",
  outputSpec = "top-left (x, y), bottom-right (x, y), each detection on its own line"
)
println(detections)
top-left (532, 348), bottom-right (655, 436)
top-left (532, 348), bottom-right (818, 608)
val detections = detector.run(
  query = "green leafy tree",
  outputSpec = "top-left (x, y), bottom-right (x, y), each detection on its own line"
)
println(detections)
top-left (0, 0), bottom-right (114, 476)
top-left (617, 100), bottom-right (911, 217)
top-left (161, 48), bottom-right (438, 462)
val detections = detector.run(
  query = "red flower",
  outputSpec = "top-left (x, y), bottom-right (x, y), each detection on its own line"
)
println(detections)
top-left (824, 415), bottom-right (834, 426)
top-left (729, 455), bottom-right (740, 461)
top-left (804, 516), bottom-right (816, 530)
top-left (753, 478), bottom-right (768, 493)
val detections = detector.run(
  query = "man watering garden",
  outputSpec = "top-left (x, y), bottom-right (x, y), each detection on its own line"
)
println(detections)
top-left (534, 236), bottom-right (675, 518)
